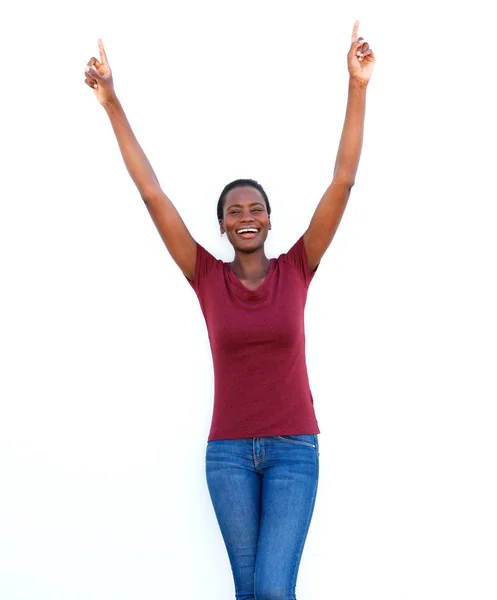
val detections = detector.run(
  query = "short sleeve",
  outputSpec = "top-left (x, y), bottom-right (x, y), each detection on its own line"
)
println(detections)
top-left (278, 235), bottom-right (319, 288)
top-left (185, 241), bottom-right (221, 296)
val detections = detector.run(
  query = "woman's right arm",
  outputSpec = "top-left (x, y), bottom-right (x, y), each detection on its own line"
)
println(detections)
top-left (84, 40), bottom-right (196, 281)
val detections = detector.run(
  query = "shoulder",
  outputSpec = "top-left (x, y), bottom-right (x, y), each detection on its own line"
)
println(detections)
top-left (185, 241), bottom-right (224, 293)
top-left (277, 235), bottom-right (319, 287)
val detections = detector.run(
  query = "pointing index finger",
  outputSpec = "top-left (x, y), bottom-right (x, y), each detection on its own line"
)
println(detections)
top-left (351, 20), bottom-right (360, 44)
top-left (98, 39), bottom-right (108, 65)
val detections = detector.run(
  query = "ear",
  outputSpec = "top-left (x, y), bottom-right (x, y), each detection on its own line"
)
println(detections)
top-left (268, 217), bottom-right (271, 231)
top-left (219, 219), bottom-right (224, 235)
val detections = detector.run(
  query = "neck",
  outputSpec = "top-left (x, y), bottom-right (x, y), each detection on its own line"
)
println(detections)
top-left (231, 246), bottom-right (270, 280)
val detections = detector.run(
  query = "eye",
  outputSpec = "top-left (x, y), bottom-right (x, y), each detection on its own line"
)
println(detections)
top-left (252, 208), bottom-right (263, 212)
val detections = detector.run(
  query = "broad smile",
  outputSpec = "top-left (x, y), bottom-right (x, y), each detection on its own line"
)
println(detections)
top-left (236, 227), bottom-right (260, 239)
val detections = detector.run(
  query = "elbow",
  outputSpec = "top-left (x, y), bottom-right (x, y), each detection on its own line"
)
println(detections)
top-left (140, 186), bottom-right (162, 205)
top-left (332, 168), bottom-right (356, 189)
top-left (332, 176), bottom-right (355, 189)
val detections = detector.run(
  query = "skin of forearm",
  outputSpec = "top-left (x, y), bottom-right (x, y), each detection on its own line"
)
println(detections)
top-left (103, 96), bottom-right (160, 198)
top-left (333, 78), bottom-right (367, 186)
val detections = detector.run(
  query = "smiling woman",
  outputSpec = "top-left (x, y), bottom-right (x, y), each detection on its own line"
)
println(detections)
top-left (84, 19), bottom-right (375, 600)
top-left (217, 179), bottom-right (273, 282)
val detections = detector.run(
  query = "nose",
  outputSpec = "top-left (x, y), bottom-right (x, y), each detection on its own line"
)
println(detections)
top-left (239, 207), bottom-right (258, 220)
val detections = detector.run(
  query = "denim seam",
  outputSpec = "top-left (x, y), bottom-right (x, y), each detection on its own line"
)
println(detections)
top-left (275, 436), bottom-right (316, 448)
top-left (289, 451), bottom-right (319, 597)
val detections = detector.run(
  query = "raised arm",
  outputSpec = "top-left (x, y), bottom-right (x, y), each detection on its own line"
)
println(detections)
top-left (84, 40), bottom-right (197, 281)
top-left (303, 21), bottom-right (375, 272)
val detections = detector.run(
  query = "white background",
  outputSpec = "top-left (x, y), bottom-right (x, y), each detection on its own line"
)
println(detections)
top-left (1, 1), bottom-right (496, 599)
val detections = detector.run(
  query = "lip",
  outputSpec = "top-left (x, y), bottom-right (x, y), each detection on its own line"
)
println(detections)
top-left (236, 229), bottom-right (260, 238)
top-left (236, 227), bottom-right (260, 233)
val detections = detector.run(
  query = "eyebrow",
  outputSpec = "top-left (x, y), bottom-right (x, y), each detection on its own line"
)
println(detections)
top-left (227, 202), bottom-right (265, 208)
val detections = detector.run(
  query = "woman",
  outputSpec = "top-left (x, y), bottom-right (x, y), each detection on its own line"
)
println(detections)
top-left (85, 20), bottom-right (375, 600)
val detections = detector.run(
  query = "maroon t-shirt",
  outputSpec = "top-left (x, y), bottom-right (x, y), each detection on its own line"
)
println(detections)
top-left (187, 234), bottom-right (321, 442)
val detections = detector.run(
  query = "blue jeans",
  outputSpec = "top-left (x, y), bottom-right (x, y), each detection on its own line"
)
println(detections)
top-left (205, 434), bottom-right (320, 600)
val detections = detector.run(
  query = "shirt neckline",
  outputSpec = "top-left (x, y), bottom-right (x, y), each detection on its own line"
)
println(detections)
top-left (225, 258), bottom-right (276, 295)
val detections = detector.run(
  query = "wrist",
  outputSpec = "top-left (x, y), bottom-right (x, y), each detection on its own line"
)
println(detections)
top-left (349, 77), bottom-right (368, 91)
top-left (102, 93), bottom-right (120, 111)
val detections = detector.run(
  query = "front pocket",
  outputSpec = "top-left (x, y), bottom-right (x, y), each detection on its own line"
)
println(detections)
top-left (275, 435), bottom-right (316, 448)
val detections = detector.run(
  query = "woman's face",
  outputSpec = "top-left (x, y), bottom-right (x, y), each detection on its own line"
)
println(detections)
top-left (220, 186), bottom-right (271, 250)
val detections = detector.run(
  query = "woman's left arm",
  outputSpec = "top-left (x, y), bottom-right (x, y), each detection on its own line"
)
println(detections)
top-left (303, 20), bottom-right (376, 272)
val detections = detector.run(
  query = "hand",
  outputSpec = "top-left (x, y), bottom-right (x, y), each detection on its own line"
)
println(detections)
top-left (84, 39), bottom-right (116, 105)
top-left (347, 20), bottom-right (375, 85)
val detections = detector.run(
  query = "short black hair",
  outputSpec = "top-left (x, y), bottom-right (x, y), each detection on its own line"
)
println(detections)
top-left (217, 178), bottom-right (271, 221)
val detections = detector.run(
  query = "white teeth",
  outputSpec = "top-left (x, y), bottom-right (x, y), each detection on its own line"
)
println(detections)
top-left (237, 228), bottom-right (258, 234)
